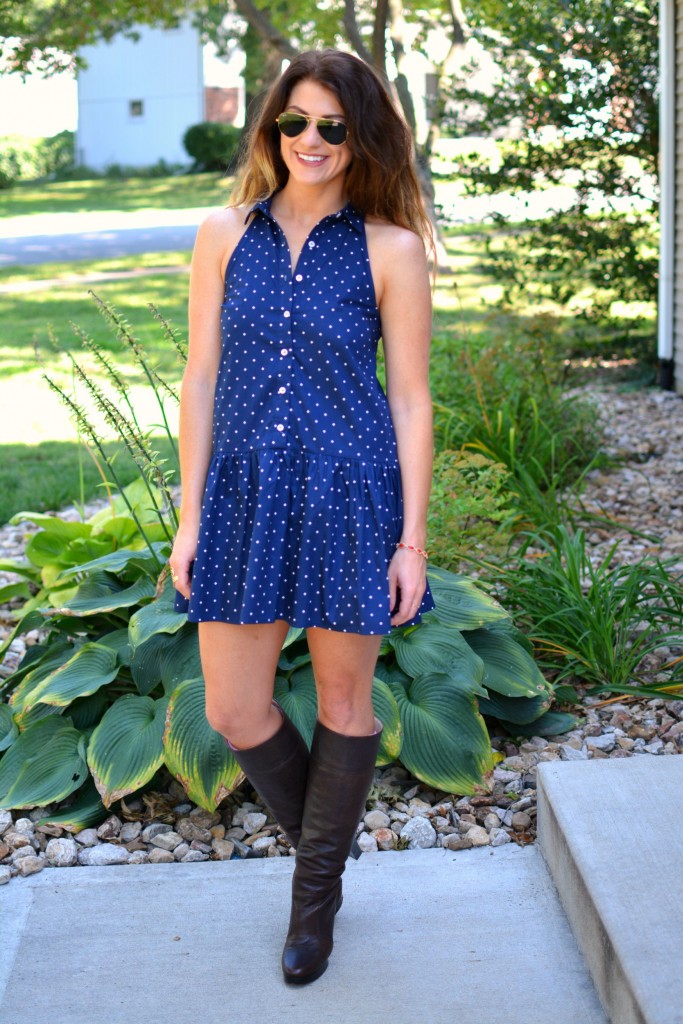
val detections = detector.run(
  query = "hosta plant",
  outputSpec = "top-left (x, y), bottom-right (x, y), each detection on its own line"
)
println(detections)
top-left (0, 501), bottom-right (573, 830)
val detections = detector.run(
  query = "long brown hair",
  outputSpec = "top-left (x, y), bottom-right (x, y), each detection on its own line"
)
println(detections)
top-left (230, 49), bottom-right (434, 259)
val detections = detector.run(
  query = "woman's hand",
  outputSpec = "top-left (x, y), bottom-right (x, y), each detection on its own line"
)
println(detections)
top-left (168, 522), bottom-right (199, 600)
top-left (388, 546), bottom-right (428, 627)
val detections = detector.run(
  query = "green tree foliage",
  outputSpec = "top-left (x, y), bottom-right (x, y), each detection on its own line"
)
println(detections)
top-left (448, 0), bottom-right (659, 317)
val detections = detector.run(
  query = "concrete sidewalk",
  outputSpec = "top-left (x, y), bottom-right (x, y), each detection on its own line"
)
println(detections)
top-left (1, 844), bottom-right (606, 1024)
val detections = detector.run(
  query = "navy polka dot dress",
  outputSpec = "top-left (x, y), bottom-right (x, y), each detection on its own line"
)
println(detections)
top-left (173, 195), bottom-right (435, 634)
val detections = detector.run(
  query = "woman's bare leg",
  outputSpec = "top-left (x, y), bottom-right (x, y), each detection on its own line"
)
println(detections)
top-left (305, 627), bottom-right (383, 734)
top-left (199, 619), bottom-right (290, 749)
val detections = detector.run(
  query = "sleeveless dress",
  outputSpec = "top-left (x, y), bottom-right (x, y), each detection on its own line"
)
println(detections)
top-left (173, 195), bottom-right (435, 634)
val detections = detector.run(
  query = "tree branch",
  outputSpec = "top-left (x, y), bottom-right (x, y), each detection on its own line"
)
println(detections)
top-left (232, 0), bottom-right (297, 59)
top-left (372, 0), bottom-right (389, 75)
top-left (343, 0), bottom-right (373, 66)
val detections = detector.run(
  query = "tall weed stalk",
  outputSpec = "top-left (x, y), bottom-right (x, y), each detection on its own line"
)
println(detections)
top-left (43, 295), bottom-right (186, 560)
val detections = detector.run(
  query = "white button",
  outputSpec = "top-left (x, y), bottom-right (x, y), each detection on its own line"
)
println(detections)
top-left (280, 348), bottom-right (288, 356)
top-left (278, 386), bottom-right (287, 394)
top-left (276, 423), bottom-right (285, 432)
top-left (295, 274), bottom-right (303, 282)
top-left (308, 240), bottom-right (316, 248)
top-left (284, 310), bottom-right (291, 318)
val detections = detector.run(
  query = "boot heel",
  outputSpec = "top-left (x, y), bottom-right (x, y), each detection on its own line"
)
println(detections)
top-left (281, 717), bottom-right (382, 984)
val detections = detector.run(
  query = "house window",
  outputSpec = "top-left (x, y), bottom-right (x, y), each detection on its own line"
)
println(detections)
top-left (129, 100), bottom-right (144, 118)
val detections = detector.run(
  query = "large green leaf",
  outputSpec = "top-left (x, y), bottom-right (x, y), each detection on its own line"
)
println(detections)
top-left (130, 626), bottom-right (201, 697)
top-left (283, 626), bottom-right (304, 648)
top-left (128, 576), bottom-right (186, 649)
top-left (97, 627), bottom-right (132, 666)
top-left (57, 572), bottom-right (156, 616)
top-left (427, 565), bottom-right (509, 629)
top-left (87, 694), bottom-right (169, 807)
top-left (10, 512), bottom-right (92, 540)
top-left (159, 628), bottom-right (201, 693)
top-left (87, 477), bottom-right (164, 526)
top-left (274, 665), bottom-right (319, 748)
top-left (57, 543), bottom-right (168, 580)
top-left (463, 628), bottom-right (551, 699)
top-left (35, 777), bottom-right (107, 833)
top-left (496, 709), bottom-right (579, 738)
top-left (0, 558), bottom-right (41, 580)
top-left (394, 672), bottom-right (494, 794)
top-left (478, 690), bottom-right (553, 726)
top-left (371, 677), bottom-right (402, 764)
top-left (130, 632), bottom-right (165, 695)
top-left (24, 530), bottom-right (69, 568)
top-left (163, 676), bottom-right (243, 810)
top-left (0, 581), bottom-right (30, 604)
top-left (392, 622), bottom-right (487, 694)
top-left (0, 716), bottom-right (87, 809)
top-left (0, 704), bottom-right (18, 752)
top-left (10, 643), bottom-right (75, 716)
top-left (68, 689), bottom-right (110, 731)
top-left (26, 642), bottom-right (120, 709)
top-left (374, 660), bottom-right (411, 703)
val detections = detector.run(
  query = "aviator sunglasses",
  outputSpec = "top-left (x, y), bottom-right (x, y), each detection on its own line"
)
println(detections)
top-left (275, 111), bottom-right (349, 146)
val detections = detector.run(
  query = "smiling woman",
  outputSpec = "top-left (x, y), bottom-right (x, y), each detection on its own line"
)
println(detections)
top-left (168, 48), bottom-right (435, 987)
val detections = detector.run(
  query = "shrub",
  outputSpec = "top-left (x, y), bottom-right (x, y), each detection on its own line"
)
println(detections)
top-left (182, 122), bottom-right (242, 172)
top-left (480, 526), bottom-right (683, 698)
top-left (0, 131), bottom-right (75, 188)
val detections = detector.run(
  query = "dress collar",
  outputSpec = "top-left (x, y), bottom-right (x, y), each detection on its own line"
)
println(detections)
top-left (245, 194), bottom-right (363, 234)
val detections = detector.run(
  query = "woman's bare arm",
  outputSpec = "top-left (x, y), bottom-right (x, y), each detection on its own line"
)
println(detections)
top-left (367, 221), bottom-right (433, 627)
top-left (170, 206), bottom-right (247, 598)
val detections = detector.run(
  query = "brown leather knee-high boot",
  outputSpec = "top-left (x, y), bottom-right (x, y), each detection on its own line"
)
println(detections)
top-left (224, 702), bottom-right (309, 850)
top-left (225, 702), bottom-right (364, 860)
top-left (281, 716), bottom-right (383, 985)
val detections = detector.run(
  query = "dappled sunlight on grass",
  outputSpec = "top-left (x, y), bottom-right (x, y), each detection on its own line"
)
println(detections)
top-left (0, 251), bottom-right (191, 286)
top-left (0, 268), bottom-right (190, 378)
top-left (0, 174), bottom-right (232, 219)
top-left (0, 365), bottom-right (179, 446)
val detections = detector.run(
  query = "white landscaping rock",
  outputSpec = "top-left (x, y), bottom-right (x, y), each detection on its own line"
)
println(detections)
top-left (242, 812), bottom-right (268, 835)
top-left (356, 831), bottom-right (378, 854)
top-left (467, 825), bottom-right (491, 847)
top-left (77, 844), bottom-right (130, 866)
top-left (150, 830), bottom-right (183, 852)
top-left (364, 809), bottom-right (390, 831)
top-left (252, 836), bottom-right (276, 856)
top-left (16, 855), bottom-right (45, 876)
top-left (45, 837), bottom-right (78, 867)
top-left (400, 815), bottom-right (436, 849)
top-left (74, 828), bottom-right (100, 847)
top-left (148, 849), bottom-right (174, 864)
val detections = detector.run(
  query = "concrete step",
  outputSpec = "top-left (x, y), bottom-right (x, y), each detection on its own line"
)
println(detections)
top-left (1, 844), bottom-right (606, 1024)
top-left (537, 754), bottom-right (683, 1024)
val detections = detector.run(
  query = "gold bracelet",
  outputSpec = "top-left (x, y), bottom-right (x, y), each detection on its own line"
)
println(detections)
top-left (396, 542), bottom-right (429, 560)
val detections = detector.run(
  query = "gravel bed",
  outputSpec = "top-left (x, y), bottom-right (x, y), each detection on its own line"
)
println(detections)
top-left (1, 385), bottom-right (681, 885)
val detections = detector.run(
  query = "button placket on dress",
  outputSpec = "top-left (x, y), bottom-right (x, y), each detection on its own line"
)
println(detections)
top-left (272, 223), bottom-right (296, 444)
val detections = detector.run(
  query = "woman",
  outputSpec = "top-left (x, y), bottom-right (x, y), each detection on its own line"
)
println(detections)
top-left (169, 48), bottom-right (434, 984)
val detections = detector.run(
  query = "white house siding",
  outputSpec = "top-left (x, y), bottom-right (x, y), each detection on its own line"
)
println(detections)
top-left (76, 24), bottom-right (204, 171)
top-left (676, 0), bottom-right (683, 390)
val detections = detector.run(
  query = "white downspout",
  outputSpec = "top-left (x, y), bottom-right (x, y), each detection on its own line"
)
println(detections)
top-left (658, 0), bottom-right (676, 387)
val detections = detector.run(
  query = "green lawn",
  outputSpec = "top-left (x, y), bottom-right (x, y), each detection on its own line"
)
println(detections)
top-left (0, 173), bottom-right (232, 218)
top-left (0, 173), bottom-right (653, 525)
top-left (0, 253), bottom-right (191, 379)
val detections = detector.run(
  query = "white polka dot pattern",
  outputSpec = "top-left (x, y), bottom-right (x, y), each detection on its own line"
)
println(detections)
top-left (173, 196), bottom-right (435, 634)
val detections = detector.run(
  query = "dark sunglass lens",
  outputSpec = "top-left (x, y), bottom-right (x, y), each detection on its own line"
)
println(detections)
top-left (318, 121), bottom-right (347, 145)
top-left (278, 114), bottom-right (307, 138)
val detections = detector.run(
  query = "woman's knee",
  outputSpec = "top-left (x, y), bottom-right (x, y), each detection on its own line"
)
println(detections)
top-left (315, 678), bottom-right (373, 732)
